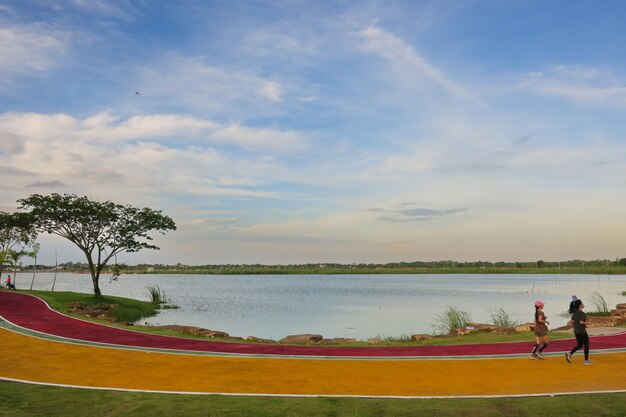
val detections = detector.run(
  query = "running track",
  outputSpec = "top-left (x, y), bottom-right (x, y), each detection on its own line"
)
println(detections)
top-left (1, 291), bottom-right (626, 357)
top-left (2, 291), bottom-right (626, 397)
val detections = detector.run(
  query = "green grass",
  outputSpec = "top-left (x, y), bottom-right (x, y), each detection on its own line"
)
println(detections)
top-left (0, 381), bottom-right (625, 417)
top-left (28, 290), bottom-right (158, 324)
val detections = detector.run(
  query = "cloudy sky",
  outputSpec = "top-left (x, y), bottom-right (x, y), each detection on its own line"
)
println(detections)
top-left (1, 0), bottom-right (625, 265)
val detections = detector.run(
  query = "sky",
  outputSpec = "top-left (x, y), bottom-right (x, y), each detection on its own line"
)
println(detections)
top-left (1, 0), bottom-right (626, 266)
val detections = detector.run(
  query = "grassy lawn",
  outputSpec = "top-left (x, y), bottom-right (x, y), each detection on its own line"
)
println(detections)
top-left (0, 381), bottom-right (625, 417)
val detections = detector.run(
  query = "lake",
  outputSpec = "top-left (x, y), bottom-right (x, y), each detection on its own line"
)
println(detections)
top-left (7, 272), bottom-right (626, 340)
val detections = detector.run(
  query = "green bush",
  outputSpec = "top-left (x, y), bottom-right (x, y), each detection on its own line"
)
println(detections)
top-left (591, 291), bottom-right (609, 314)
top-left (147, 285), bottom-right (167, 303)
top-left (490, 307), bottom-right (519, 328)
top-left (108, 303), bottom-right (158, 323)
top-left (433, 306), bottom-right (472, 335)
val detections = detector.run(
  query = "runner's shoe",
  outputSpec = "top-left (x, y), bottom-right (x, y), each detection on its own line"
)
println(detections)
top-left (584, 360), bottom-right (593, 365)
top-left (535, 352), bottom-right (544, 360)
top-left (531, 353), bottom-right (540, 360)
top-left (565, 352), bottom-right (572, 363)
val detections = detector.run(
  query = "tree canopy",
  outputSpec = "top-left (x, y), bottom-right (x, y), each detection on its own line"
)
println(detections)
top-left (0, 211), bottom-right (37, 278)
top-left (18, 193), bottom-right (176, 297)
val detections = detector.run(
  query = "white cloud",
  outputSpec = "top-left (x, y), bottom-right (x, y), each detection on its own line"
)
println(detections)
top-left (135, 56), bottom-right (284, 118)
top-left (360, 25), bottom-right (468, 98)
top-left (0, 112), bottom-right (305, 152)
top-left (521, 65), bottom-right (626, 106)
top-left (382, 151), bottom-right (440, 173)
top-left (0, 111), bottom-right (304, 212)
top-left (0, 25), bottom-right (69, 87)
top-left (69, 0), bottom-right (137, 19)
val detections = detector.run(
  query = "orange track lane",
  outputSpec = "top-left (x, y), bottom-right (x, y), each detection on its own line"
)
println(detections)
top-left (2, 328), bottom-right (626, 397)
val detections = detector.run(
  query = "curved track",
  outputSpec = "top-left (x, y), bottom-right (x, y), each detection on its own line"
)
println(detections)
top-left (1, 291), bottom-right (625, 397)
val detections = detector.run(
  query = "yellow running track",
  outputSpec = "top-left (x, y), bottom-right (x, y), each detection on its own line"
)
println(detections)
top-left (2, 328), bottom-right (626, 397)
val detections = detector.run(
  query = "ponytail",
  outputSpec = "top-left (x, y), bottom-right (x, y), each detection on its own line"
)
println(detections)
top-left (535, 306), bottom-right (540, 322)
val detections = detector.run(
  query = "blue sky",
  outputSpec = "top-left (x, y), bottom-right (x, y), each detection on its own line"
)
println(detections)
top-left (1, 0), bottom-right (626, 265)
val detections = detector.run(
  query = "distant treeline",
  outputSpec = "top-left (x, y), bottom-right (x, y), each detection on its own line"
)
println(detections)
top-left (20, 258), bottom-right (626, 275)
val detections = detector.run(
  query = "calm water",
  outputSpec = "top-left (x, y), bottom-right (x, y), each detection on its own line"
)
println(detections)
top-left (5, 272), bottom-right (626, 340)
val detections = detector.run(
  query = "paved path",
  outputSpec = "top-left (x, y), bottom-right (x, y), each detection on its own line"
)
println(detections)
top-left (1, 291), bottom-right (625, 397)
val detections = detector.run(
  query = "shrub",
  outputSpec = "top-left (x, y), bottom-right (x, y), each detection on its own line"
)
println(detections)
top-left (591, 292), bottom-right (609, 314)
top-left (433, 306), bottom-right (472, 335)
top-left (147, 285), bottom-right (167, 304)
top-left (108, 303), bottom-right (158, 323)
top-left (490, 307), bottom-right (519, 328)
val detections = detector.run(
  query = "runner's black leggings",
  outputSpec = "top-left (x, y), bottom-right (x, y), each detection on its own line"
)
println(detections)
top-left (571, 332), bottom-right (589, 360)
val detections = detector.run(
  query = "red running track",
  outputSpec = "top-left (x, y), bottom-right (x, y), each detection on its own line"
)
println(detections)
top-left (1, 291), bottom-right (625, 357)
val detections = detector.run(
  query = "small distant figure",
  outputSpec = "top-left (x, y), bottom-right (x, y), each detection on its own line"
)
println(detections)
top-left (568, 295), bottom-right (578, 316)
top-left (5, 274), bottom-right (15, 290)
top-left (565, 299), bottom-right (592, 365)
top-left (531, 300), bottom-right (550, 359)
top-left (135, 89), bottom-right (141, 96)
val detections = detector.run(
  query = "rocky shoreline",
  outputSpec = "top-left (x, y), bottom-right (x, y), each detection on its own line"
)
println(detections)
top-left (68, 302), bottom-right (626, 345)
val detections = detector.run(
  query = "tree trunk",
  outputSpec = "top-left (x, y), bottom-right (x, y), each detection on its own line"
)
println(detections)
top-left (85, 252), bottom-right (102, 298)
top-left (91, 274), bottom-right (102, 298)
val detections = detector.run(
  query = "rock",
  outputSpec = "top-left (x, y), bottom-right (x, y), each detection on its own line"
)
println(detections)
top-left (411, 334), bottom-right (432, 341)
top-left (366, 337), bottom-right (383, 344)
top-left (192, 328), bottom-right (230, 338)
top-left (514, 323), bottom-right (535, 333)
top-left (610, 308), bottom-right (626, 319)
top-left (321, 338), bottom-right (358, 345)
top-left (587, 316), bottom-right (624, 327)
top-left (160, 326), bottom-right (229, 338)
top-left (452, 323), bottom-right (515, 336)
top-left (149, 325), bottom-right (190, 332)
top-left (279, 334), bottom-right (323, 344)
top-left (246, 336), bottom-right (276, 343)
top-left (615, 303), bottom-right (626, 309)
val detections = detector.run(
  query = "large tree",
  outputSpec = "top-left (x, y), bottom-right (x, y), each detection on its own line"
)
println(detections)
top-left (0, 211), bottom-right (37, 279)
top-left (18, 194), bottom-right (176, 297)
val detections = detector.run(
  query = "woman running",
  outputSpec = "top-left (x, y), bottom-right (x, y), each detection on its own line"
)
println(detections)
top-left (531, 300), bottom-right (550, 359)
top-left (565, 299), bottom-right (592, 365)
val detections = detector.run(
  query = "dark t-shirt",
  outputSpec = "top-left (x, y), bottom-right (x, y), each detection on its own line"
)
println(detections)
top-left (535, 311), bottom-right (548, 334)
top-left (571, 310), bottom-right (587, 334)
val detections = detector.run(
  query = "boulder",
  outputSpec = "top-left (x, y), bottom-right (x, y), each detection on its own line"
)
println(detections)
top-left (452, 323), bottom-right (515, 336)
top-left (587, 315), bottom-right (624, 327)
top-left (615, 303), bottom-right (626, 309)
top-left (515, 323), bottom-right (535, 333)
top-left (366, 337), bottom-right (384, 344)
top-left (157, 326), bottom-right (230, 338)
top-left (149, 325), bottom-right (190, 332)
top-left (279, 334), bottom-right (323, 344)
top-left (411, 334), bottom-right (432, 341)
top-left (246, 336), bottom-right (276, 344)
top-left (610, 308), bottom-right (626, 319)
top-left (321, 338), bottom-right (358, 345)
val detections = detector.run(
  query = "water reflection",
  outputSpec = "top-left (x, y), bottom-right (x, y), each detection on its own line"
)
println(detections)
top-left (8, 272), bottom-right (626, 340)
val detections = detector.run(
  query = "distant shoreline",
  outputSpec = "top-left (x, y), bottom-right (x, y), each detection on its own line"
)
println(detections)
top-left (17, 266), bottom-right (626, 275)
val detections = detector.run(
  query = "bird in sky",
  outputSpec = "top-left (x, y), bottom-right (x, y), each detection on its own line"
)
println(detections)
top-left (135, 90), bottom-right (141, 96)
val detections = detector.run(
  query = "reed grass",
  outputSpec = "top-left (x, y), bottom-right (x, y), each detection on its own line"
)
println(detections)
top-left (590, 291), bottom-right (609, 314)
top-left (433, 306), bottom-right (472, 335)
top-left (147, 285), bottom-right (167, 304)
top-left (489, 307), bottom-right (519, 328)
